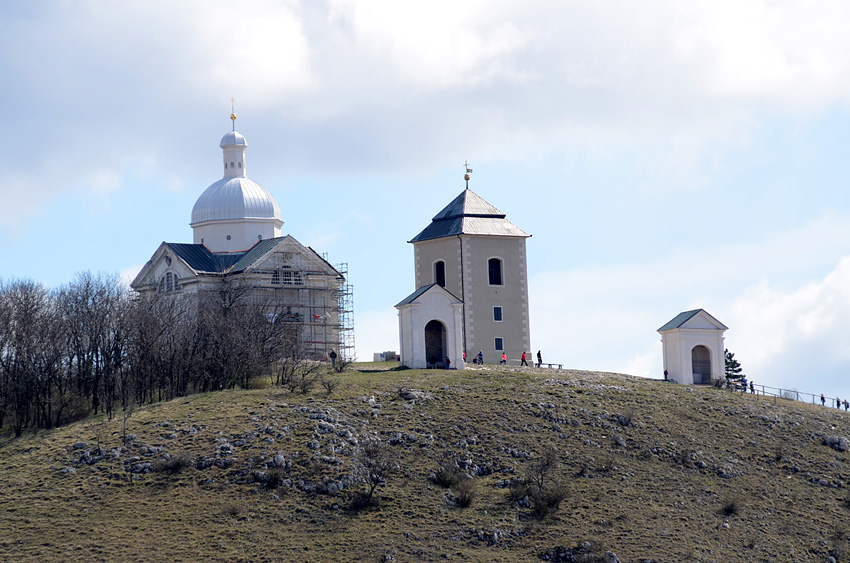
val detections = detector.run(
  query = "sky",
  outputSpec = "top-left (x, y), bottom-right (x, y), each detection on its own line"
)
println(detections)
top-left (3, 0), bottom-right (850, 400)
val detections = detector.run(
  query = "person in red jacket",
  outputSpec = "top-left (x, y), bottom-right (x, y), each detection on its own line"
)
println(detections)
top-left (520, 351), bottom-right (528, 366)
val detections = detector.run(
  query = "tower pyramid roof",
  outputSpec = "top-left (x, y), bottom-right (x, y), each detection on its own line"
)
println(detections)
top-left (409, 188), bottom-right (529, 242)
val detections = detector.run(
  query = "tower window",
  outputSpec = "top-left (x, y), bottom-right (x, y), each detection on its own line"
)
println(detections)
top-left (238, 162), bottom-right (242, 168)
top-left (488, 258), bottom-right (503, 285)
top-left (493, 306), bottom-right (503, 322)
top-left (230, 162), bottom-right (234, 168)
top-left (434, 260), bottom-right (446, 287)
top-left (495, 337), bottom-right (504, 351)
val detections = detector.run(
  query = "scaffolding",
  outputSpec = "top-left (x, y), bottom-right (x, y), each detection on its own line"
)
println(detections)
top-left (233, 249), bottom-right (354, 361)
top-left (334, 262), bottom-right (355, 361)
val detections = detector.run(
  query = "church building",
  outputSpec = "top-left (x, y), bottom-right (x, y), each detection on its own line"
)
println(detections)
top-left (131, 112), bottom-right (353, 360)
top-left (396, 173), bottom-right (531, 368)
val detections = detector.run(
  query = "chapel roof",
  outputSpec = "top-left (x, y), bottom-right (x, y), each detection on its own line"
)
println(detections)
top-left (395, 283), bottom-right (462, 307)
top-left (409, 188), bottom-right (529, 243)
top-left (657, 309), bottom-right (729, 332)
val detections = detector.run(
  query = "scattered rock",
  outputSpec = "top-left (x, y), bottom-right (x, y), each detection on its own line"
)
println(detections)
top-left (824, 436), bottom-right (850, 452)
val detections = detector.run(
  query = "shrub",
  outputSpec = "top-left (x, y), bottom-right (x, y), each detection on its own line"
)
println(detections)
top-left (530, 482), bottom-right (568, 519)
top-left (321, 376), bottom-right (340, 396)
top-left (351, 436), bottom-right (398, 506)
top-left (154, 451), bottom-right (194, 474)
top-left (718, 496), bottom-right (741, 517)
top-left (452, 477), bottom-right (476, 508)
top-left (432, 460), bottom-right (462, 489)
top-left (528, 447), bottom-right (560, 491)
top-left (507, 478), bottom-right (531, 502)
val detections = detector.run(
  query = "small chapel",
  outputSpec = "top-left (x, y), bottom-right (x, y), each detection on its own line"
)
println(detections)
top-left (396, 171), bottom-right (531, 368)
top-left (131, 110), bottom-right (353, 360)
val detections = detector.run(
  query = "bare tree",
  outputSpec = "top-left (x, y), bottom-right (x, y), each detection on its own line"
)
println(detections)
top-left (351, 436), bottom-right (398, 506)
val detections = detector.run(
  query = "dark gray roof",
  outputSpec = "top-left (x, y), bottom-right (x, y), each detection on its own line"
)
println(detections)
top-left (167, 243), bottom-right (236, 273)
top-left (230, 237), bottom-right (285, 273)
top-left (410, 188), bottom-right (530, 242)
top-left (395, 283), bottom-right (461, 307)
top-left (658, 310), bottom-right (701, 331)
top-left (167, 237), bottom-right (343, 278)
top-left (657, 309), bottom-right (728, 332)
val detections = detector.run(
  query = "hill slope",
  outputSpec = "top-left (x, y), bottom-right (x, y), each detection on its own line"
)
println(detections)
top-left (1, 364), bottom-right (850, 562)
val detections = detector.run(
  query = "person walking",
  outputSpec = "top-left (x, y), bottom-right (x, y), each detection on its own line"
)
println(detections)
top-left (477, 351), bottom-right (484, 365)
top-left (749, 381), bottom-right (755, 394)
top-left (445, 356), bottom-right (451, 370)
top-left (837, 397), bottom-right (842, 410)
top-left (537, 350), bottom-right (542, 368)
top-left (822, 394), bottom-right (826, 406)
top-left (500, 352), bottom-right (507, 365)
top-left (845, 399), bottom-right (849, 412)
top-left (520, 351), bottom-right (528, 366)
top-left (328, 349), bottom-right (337, 368)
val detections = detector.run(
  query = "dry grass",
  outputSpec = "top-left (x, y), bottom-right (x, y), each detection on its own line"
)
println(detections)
top-left (1, 364), bottom-right (849, 561)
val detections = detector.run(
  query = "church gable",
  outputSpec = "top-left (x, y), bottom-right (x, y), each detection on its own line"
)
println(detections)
top-left (239, 236), bottom-right (341, 278)
top-left (658, 309), bottom-right (728, 332)
top-left (131, 242), bottom-right (201, 293)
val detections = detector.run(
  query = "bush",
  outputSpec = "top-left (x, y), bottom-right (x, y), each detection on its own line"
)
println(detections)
top-left (452, 477), bottom-right (476, 508)
top-left (530, 482), bottom-right (568, 519)
top-left (718, 496), bottom-right (741, 517)
top-left (321, 376), bottom-right (340, 396)
top-left (153, 451), bottom-right (194, 474)
top-left (351, 436), bottom-right (398, 506)
top-left (507, 479), bottom-right (531, 502)
top-left (432, 460), bottom-right (462, 489)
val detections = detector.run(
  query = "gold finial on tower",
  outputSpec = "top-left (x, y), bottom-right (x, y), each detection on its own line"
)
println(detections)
top-left (464, 160), bottom-right (473, 188)
top-left (230, 98), bottom-right (237, 131)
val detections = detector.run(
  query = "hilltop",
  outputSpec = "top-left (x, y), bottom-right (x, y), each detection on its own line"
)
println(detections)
top-left (1, 363), bottom-right (849, 562)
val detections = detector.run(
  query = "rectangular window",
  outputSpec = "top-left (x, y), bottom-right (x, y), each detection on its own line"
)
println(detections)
top-left (495, 337), bottom-right (504, 351)
top-left (493, 306), bottom-right (503, 322)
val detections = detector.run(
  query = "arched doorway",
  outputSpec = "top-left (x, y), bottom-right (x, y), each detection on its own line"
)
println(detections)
top-left (425, 320), bottom-right (447, 368)
top-left (691, 345), bottom-right (711, 384)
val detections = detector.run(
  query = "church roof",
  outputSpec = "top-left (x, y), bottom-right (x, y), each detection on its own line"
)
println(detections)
top-left (167, 243), bottom-right (244, 273)
top-left (395, 283), bottom-right (462, 307)
top-left (409, 188), bottom-right (529, 242)
top-left (190, 177), bottom-right (282, 225)
top-left (164, 237), bottom-right (342, 278)
top-left (658, 309), bottom-right (729, 332)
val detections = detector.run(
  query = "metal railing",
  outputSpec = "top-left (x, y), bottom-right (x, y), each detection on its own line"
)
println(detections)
top-left (731, 382), bottom-right (848, 409)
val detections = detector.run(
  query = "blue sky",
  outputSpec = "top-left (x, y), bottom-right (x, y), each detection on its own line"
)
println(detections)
top-left (4, 1), bottom-right (850, 400)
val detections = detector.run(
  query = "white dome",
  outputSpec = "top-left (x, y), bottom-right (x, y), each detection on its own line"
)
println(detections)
top-left (191, 177), bottom-right (282, 224)
top-left (220, 130), bottom-right (247, 147)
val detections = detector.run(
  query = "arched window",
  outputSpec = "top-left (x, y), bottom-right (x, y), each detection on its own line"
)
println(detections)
top-left (158, 272), bottom-right (181, 294)
top-left (434, 260), bottom-right (446, 287)
top-left (488, 258), bottom-right (503, 285)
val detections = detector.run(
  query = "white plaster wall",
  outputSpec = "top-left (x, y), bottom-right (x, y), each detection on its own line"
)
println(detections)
top-left (660, 328), bottom-right (725, 385)
top-left (193, 218), bottom-right (282, 251)
top-left (397, 288), bottom-right (464, 369)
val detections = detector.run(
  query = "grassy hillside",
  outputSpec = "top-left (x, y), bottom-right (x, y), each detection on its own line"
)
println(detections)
top-left (2, 363), bottom-right (850, 562)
